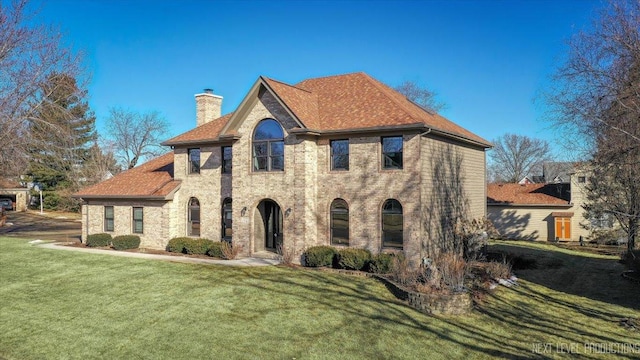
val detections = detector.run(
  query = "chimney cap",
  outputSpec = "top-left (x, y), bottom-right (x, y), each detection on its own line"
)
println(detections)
top-left (204, 88), bottom-right (213, 94)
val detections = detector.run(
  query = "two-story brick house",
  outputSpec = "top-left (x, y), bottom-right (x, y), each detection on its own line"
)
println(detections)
top-left (74, 72), bottom-right (491, 264)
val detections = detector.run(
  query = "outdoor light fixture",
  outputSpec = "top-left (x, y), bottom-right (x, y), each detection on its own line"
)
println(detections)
top-left (285, 208), bottom-right (292, 217)
top-left (241, 207), bottom-right (247, 216)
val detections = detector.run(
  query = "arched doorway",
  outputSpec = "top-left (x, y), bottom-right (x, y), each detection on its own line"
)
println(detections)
top-left (255, 199), bottom-right (283, 253)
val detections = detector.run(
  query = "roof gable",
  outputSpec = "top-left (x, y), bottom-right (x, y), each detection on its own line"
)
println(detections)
top-left (219, 77), bottom-right (307, 138)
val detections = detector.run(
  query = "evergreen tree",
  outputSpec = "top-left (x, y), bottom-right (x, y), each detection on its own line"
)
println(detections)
top-left (27, 73), bottom-right (96, 191)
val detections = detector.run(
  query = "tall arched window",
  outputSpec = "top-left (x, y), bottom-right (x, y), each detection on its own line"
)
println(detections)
top-left (330, 199), bottom-right (349, 245)
top-left (188, 197), bottom-right (200, 236)
top-left (222, 198), bottom-right (232, 242)
top-left (382, 199), bottom-right (403, 248)
top-left (253, 119), bottom-right (284, 171)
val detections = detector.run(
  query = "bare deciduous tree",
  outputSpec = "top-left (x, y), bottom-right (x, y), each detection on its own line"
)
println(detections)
top-left (488, 133), bottom-right (551, 183)
top-left (0, 0), bottom-right (83, 177)
top-left (106, 108), bottom-right (169, 169)
top-left (546, 0), bottom-right (640, 252)
top-left (395, 80), bottom-right (446, 113)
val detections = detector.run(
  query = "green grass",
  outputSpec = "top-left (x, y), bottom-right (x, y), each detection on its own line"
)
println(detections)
top-left (1, 237), bottom-right (638, 359)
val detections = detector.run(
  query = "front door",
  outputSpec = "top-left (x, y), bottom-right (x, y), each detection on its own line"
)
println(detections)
top-left (264, 201), bottom-right (282, 252)
top-left (554, 217), bottom-right (571, 240)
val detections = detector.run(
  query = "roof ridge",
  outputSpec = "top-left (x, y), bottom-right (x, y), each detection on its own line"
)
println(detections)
top-left (360, 72), bottom-right (430, 122)
top-left (295, 71), bottom-right (366, 85)
top-left (263, 77), bottom-right (313, 94)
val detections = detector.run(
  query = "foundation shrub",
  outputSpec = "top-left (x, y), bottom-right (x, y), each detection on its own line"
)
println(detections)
top-left (86, 233), bottom-right (112, 247)
top-left (207, 242), bottom-right (224, 258)
top-left (183, 238), bottom-right (213, 255)
top-left (111, 235), bottom-right (141, 250)
top-left (220, 242), bottom-right (242, 260)
top-left (303, 246), bottom-right (337, 267)
top-left (368, 253), bottom-right (396, 274)
top-left (167, 237), bottom-right (190, 253)
top-left (337, 248), bottom-right (371, 270)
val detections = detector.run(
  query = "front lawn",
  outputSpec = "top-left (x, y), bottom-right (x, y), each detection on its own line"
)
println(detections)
top-left (0, 237), bottom-right (638, 359)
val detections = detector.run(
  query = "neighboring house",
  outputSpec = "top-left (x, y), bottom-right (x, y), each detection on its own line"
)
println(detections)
top-left (74, 72), bottom-right (491, 265)
top-left (487, 172), bottom-right (589, 241)
top-left (542, 161), bottom-right (577, 184)
top-left (518, 175), bottom-right (545, 185)
top-left (0, 178), bottom-right (29, 212)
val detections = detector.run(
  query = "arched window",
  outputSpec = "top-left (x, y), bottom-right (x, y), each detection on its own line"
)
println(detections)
top-left (188, 197), bottom-right (200, 236)
top-left (330, 199), bottom-right (349, 245)
top-left (253, 119), bottom-right (284, 171)
top-left (222, 198), bottom-right (232, 242)
top-left (382, 199), bottom-right (403, 248)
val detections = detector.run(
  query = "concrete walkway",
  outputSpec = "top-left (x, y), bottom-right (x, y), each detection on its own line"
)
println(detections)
top-left (35, 241), bottom-right (281, 267)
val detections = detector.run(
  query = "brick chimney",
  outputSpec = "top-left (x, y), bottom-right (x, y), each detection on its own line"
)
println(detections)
top-left (195, 88), bottom-right (222, 127)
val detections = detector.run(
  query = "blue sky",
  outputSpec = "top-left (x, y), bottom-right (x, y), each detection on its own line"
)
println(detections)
top-left (32, 0), bottom-right (600, 155)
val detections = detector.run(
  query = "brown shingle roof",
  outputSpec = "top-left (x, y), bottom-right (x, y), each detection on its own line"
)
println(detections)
top-left (163, 112), bottom-right (234, 146)
top-left (74, 153), bottom-right (179, 199)
top-left (165, 72), bottom-right (490, 147)
top-left (292, 72), bottom-right (490, 145)
top-left (487, 183), bottom-right (570, 206)
top-left (263, 77), bottom-right (319, 128)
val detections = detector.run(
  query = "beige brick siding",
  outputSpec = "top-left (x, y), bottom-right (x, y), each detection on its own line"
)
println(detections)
top-left (80, 89), bottom-right (489, 262)
top-left (316, 133), bottom-right (422, 263)
top-left (82, 200), bottom-right (171, 249)
top-left (171, 146), bottom-right (224, 242)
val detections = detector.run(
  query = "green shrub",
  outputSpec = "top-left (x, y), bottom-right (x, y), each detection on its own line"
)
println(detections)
top-left (368, 252), bottom-right (396, 274)
top-left (183, 238), bottom-right (213, 255)
top-left (337, 248), bottom-right (371, 270)
top-left (303, 246), bottom-right (337, 267)
top-left (112, 235), bottom-right (141, 250)
top-left (207, 242), bottom-right (225, 258)
top-left (86, 233), bottom-right (112, 247)
top-left (167, 237), bottom-right (190, 253)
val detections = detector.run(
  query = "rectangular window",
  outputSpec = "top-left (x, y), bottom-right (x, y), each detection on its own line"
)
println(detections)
top-left (331, 139), bottom-right (349, 170)
top-left (578, 176), bottom-right (586, 183)
top-left (222, 146), bottom-right (232, 174)
top-left (188, 148), bottom-right (200, 174)
top-left (133, 207), bottom-right (144, 234)
top-left (382, 136), bottom-right (403, 169)
top-left (104, 206), bottom-right (114, 232)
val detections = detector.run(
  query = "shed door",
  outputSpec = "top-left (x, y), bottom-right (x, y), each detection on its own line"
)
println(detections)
top-left (554, 217), bottom-right (571, 240)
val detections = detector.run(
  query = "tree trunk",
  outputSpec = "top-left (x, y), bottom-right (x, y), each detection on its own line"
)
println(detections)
top-left (628, 217), bottom-right (637, 254)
